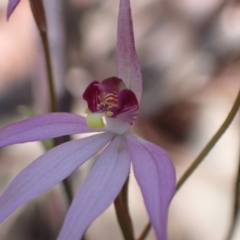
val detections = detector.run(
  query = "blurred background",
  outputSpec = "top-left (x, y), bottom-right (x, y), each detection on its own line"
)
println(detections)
top-left (0, 0), bottom-right (239, 239)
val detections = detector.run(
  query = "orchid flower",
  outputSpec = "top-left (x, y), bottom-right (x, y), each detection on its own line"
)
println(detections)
top-left (1, 0), bottom-right (176, 239)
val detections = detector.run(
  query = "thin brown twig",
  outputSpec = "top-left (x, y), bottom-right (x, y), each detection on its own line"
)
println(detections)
top-left (138, 89), bottom-right (240, 240)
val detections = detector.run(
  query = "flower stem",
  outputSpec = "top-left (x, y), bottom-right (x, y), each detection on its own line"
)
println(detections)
top-left (225, 121), bottom-right (240, 240)
top-left (138, 89), bottom-right (240, 240)
top-left (29, 0), bottom-right (57, 112)
top-left (176, 89), bottom-right (240, 190)
top-left (114, 177), bottom-right (134, 240)
top-left (39, 31), bottom-right (57, 112)
top-left (30, 1), bottom-right (73, 204)
top-left (137, 223), bottom-right (151, 240)
top-left (39, 29), bottom-right (74, 203)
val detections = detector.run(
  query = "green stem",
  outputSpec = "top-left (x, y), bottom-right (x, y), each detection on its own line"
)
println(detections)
top-left (225, 118), bottom-right (240, 240)
top-left (114, 177), bottom-right (134, 240)
top-left (138, 89), bottom-right (240, 240)
top-left (39, 31), bottom-right (57, 112)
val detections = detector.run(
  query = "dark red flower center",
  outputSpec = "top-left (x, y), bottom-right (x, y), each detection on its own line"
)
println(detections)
top-left (83, 77), bottom-right (139, 130)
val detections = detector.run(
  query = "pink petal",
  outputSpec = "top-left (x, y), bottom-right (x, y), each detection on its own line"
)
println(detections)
top-left (126, 134), bottom-right (176, 240)
top-left (0, 113), bottom-right (100, 148)
top-left (117, 0), bottom-right (142, 102)
top-left (7, 0), bottom-right (20, 19)
top-left (57, 135), bottom-right (130, 240)
top-left (0, 132), bottom-right (114, 223)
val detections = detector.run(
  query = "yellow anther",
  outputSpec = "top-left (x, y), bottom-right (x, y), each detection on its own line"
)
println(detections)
top-left (86, 113), bottom-right (105, 129)
top-left (106, 111), bottom-right (113, 117)
top-left (85, 108), bottom-right (91, 114)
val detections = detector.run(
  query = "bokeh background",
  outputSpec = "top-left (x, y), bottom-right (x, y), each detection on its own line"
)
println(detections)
top-left (0, 0), bottom-right (240, 239)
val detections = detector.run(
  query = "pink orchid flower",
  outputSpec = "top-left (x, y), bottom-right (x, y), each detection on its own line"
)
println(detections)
top-left (7, 0), bottom-right (20, 19)
top-left (1, 0), bottom-right (176, 239)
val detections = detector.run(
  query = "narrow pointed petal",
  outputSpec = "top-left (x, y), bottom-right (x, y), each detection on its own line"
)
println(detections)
top-left (7, 0), bottom-right (20, 19)
top-left (0, 132), bottom-right (114, 223)
top-left (126, 134), bottom-right (176, 240)
top-left (0, 113), bottom-right (101, 148)
top-left (57, 136), bottom-right (131, 240)
top-left (117, 0), bottom-right (142, 102)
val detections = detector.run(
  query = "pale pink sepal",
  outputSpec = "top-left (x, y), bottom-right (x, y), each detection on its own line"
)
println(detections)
top-left (126, 134), bottom-right (176, 240)
top-left (0, 113), bottom-right (101, 148)
top-left (0, 132), bottom-right (114, 223)
top-left (57, 135), bottom-right (131, 240)
top-left (117, 0), bottom-right (142, 102)
top-left (7, 0), bottom-right (20, 19)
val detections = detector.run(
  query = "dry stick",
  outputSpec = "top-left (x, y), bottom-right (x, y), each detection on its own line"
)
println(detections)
top-left (138, 89), bottom-right (240, 240)
top-left (225, 116), bottom-right (240, 240)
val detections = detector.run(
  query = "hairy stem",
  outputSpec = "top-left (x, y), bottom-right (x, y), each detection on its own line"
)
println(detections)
top-left (30, 2), bottom-right (74, 204)
top-left (40, 31), bottom-right (57, 112)
top-left (176, 89), bottom-right (240, 190)
top-left (138, 223), bottom-right (151, 240)
top-left (138, 89), bottom-right (240, 240)
top-left (114, 177), bottom-right (134, 240)
top-left (225, 118), bottom-right (240, 240)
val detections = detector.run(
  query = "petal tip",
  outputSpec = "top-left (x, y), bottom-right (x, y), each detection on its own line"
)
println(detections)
top-left (6, 0), bottom-right (20, 20)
